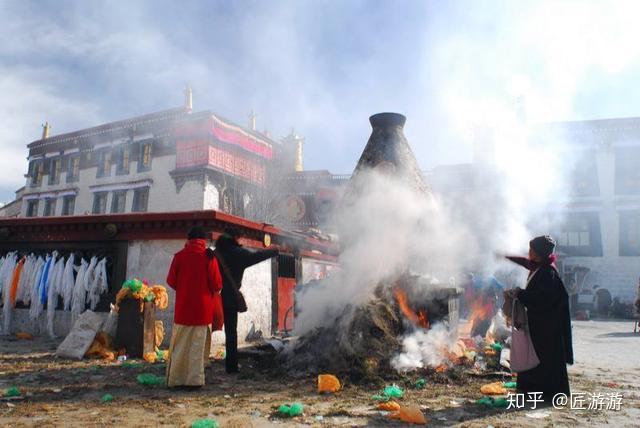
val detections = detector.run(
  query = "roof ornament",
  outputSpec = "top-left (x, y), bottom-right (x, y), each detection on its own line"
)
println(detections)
top-left (41, 122), bottom-right (51, 139)
top-left (248, 109), bottom-right (257, 131)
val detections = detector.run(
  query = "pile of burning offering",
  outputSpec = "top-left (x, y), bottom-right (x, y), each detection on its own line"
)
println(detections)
top-left (280, 112), bottom-right (512, 385)
top-left (282, 274), bottom-right (463, 383)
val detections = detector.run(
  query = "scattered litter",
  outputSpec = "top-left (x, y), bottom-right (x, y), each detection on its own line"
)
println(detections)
top-left (414, 378), bottom-right (426, 389)
top-left (382, 384), bottom-right (404, 399)
top-left (278, 402), bottom-right (304, 417)
top-left (15, 332), bottom-right (33, 340)
top-left (136, 373), bottom-right (165, 386)
top-left (117, 355), bottom-right (127, 362)
top-left (213, 346), bottom-right (226, 360)
top-left (389, 405), bottom-right (427, 425)
top-left (249, 410), bottom-right (261, 417)
top-left (371, 395), bottom-right (389, 402)
top-left (121, 361), bottom-right (144, 369)
top-left (449, 400), bottom-right (462, 407)
top-left (476, 397), bottom-right (508, 408)
top-left (437, 417), bottom-right (448, 421)
top-left (378, 401), bottom-right (401, 411)
top-left (224, 394), bottom-right (231, 399)
top-left (315, 415), bottom-right (324, 421)
top-left (143, 352), bottom-right (157, 363)
top-left (606, 382), bottom-right (619, 388)
top-left (503, 381), bottom-right (517, 389)
top-left (318, 374), bottom-right (341, 393)
top-left (101, 394), bottom-right (114, 403)
top-left (6, 403), bottom-right (15, 408)
top-left (191, 418), bottom-right (220, 428)
top-left (52, 388), bottom-right (62, 393)
top-left (480, 381), bottom-right (507, 395)
top-left (525, 411), bottom-right (550, 419)
top-left (3, 387), bottom-right (20, 398)
top-left (490, 343), bottom-right (503, 352)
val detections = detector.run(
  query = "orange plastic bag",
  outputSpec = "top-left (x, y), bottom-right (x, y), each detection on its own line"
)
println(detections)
top-left (378, 401), bottom-right (401, 411)
top-left (317, 374), bottom-right (341, 393)
top-left (480, 381), bottom-right (507, 395)
top-left (389, 406), bottom-right (427, 425)
top-left (143, 352), bottom-right (157, 363)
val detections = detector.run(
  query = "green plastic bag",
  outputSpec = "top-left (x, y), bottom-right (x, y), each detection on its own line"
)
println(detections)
top-left (476, 397), bottom-right (493, 406)
top-left (371, 394), bottom-right (390, 401)
top-left (503, 381), bottom-right (517, 389)
top-left (491, 343), bottom-right (503, 352)
top-left (122, 361), bottom-right (144, 369)
top-left (4, 387), bottom-right (20, 398)
top-left (136, 373), bottom-right (165, 386)
top-left (414, 378), bottom-right (426, 389)
top-left (492, 397), bottom-right (508, 408)
top-left (383, 385), bottom-right (404, 399)
top-left (123, 279), bottom-right (143, 293)
top-left (278, 402), bottom-right (304, 417)
top-left (191, 419), bottom-right (219, 428)
top-left (477, 397), bottom-right (508, 408)
top-left (101, 394), bottom-right (114, 403)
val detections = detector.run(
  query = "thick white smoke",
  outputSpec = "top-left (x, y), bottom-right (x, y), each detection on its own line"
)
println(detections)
top-left (293, 168), bottom-right (472, 337)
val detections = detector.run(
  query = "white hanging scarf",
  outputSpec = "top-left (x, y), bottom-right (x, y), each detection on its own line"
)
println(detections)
top-left (1, 252), bottom-right (18, 334)
top-left (62, 254), bottom-right (76, 311)
top-left (71, 258), bottom-right (89, 320)
top-left (46, 256), bottom-right (65, 338)
top-left (87, 257), bottom-right (109, 310)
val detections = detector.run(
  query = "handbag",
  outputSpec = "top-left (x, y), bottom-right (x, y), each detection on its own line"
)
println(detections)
top-left (510, 297), bottom-right (540, 372)
top-left (213, 250), bottom-right (248, 313)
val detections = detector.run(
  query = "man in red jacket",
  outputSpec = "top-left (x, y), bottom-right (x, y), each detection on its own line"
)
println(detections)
top-left (166, 226), bottom-right (222, 388)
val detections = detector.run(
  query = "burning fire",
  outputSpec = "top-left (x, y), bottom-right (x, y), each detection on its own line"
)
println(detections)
top-left (394, 288), bottom-right (430, 330)
top-left (468, 300), bottom-right (493, 326)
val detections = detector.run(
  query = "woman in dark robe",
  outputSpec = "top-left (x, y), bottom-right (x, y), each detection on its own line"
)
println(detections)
top-left (505, 235), bottom-right (573, 403)
top-left (212, 228), bottom-right (278, 374)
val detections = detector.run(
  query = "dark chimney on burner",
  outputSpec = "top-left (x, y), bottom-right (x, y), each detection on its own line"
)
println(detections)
top-left (349, 112), bottom-right (430, 194)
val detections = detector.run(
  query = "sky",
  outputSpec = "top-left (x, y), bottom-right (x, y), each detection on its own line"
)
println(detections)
top-left (2, 0), bottom-right (640, 203)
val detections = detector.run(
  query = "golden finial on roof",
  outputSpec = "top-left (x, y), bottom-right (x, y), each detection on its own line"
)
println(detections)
top-left (42, 122), bottom-right (51, 139)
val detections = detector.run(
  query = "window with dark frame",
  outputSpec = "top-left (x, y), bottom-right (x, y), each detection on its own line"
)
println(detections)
top-left (43, 198), bottom-right (57, 216)
top-left (619, 211), bottom-right (640, 256)
top-left (111, 191), bottom-right (127, 213)
top-left (31, 161), bottom-right (44, 187)
top-left (132, 187), bottom-right (149, 212)
top-left (92, 192), bottom-right (108, 214)
top-left (26, 200), bottom-right (39, 217)
top-left (116, 145), bottom-right (130, 175)
top-left (67, 155), bottom-right (80, 182)
top-left (556, 212), bottom-right (603, 257)
top-left (48, 158), bottom-right (62, 185)
top-left (138, 141), bottom-right (152, 172)
top-left (61, 195), bottom-right (76, 216)
top-left (97, 150), bottom-right (112, 178)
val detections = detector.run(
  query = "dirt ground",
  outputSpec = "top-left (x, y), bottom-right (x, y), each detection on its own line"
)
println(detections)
top-left (1, 320), bottom-right (639, 427)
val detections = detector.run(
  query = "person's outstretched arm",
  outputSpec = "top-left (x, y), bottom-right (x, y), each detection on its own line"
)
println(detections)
top-left (238, 247), bottom-right (279, 269)
top-left (505, 255), bottom-right (534, 271)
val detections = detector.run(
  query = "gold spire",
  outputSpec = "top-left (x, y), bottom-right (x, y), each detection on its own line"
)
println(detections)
top-left (42, 122), bottom-right (51, 139)
top-left (184, 86), bottom-right (193, 112)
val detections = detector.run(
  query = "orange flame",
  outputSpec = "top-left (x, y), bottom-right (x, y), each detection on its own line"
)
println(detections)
top-left (468, 300), bottom-right (493, 325)
top-left (394, 288), bottom-right (430, 330)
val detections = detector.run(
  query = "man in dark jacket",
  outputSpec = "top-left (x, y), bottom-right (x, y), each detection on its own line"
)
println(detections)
top-left (213, 228), bottom-right (278, 373)
top-left (505, 235), bottom-right (573, 403)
